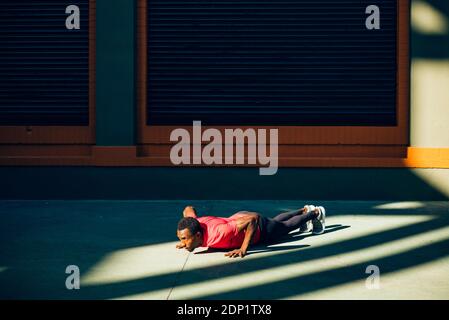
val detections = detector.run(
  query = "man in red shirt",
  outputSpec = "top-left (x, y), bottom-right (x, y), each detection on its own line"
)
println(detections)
top-left (176, 205), bottom-right (326, 258)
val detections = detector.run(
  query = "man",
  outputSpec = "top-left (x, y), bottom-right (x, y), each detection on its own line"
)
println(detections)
top-left (176, 205), bottom-right (326, 258)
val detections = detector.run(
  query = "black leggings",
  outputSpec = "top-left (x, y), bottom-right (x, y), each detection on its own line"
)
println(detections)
top-left (261, 209), bottom-right (316, 243)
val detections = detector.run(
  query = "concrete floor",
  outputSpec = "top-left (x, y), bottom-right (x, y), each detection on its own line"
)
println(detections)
top-left (0, 200), bottom-right (448, 300)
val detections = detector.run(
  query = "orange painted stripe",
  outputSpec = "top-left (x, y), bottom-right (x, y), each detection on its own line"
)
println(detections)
top-left (404, 147), bottom-right (449, 168)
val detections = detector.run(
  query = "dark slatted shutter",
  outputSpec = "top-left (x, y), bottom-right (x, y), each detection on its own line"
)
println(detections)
top-left (147, 0), bottom-right (397, 126)
top-left (0, 0), bottom-right (90, 126)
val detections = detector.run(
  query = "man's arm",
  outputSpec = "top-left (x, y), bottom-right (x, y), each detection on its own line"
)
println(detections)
top-left (225, 212), bottom-right (260, 258)
top-left (183, 206), bottom-right (198, 218)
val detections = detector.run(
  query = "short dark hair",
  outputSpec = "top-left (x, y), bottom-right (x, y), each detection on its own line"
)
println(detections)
top-left (177, 217), bottom-right (202, 235)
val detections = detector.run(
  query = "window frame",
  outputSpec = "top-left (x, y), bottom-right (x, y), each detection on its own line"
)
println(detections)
top-left (137, 0), bottom-right (409, 152)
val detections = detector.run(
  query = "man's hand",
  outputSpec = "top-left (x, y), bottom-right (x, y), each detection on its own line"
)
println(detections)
top-left (176, 243), bottom-right (185, 249)
top-left (225, 213), bottom-right (259, 259)
top-left (225, 248), bottom-right (247, 258)
top-left (183, 206), bottom-right (198, 218)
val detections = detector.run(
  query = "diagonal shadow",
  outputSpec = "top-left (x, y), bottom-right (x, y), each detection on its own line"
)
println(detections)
top-left (279, 224), bottom-right (351, 243)
top-left (69, 215), bottom-right (448, 299)
top-left (412, 0), bottom-right (449, 60)
top-left (194, 237), bottom-right (449, 299)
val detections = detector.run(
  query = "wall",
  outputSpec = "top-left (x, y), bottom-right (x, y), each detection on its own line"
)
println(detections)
top-left (410, 0), bottom-right (449, 148)
top-left (96, 0), bottom-right (136, 146)
top-left (1, 0), bottom-right (448, 200)
top-left (408, 0), bottom-right (449, 198)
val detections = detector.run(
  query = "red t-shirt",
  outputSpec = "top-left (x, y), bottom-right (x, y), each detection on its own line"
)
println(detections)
top-left (197, 212), bottom-right (261, 249)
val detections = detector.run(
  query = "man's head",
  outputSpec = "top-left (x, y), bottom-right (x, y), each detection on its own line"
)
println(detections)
top-left (177, 217), bottom-right (203, 252)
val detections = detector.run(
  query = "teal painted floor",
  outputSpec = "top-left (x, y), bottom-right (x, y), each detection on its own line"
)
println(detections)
top-left (1, 200), bottom-right (448, 299)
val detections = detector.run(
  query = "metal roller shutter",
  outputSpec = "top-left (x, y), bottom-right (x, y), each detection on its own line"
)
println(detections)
top-left (0, 0), bottom-right (90, 126)
top-left (147, 0), bottom-right (397, 126)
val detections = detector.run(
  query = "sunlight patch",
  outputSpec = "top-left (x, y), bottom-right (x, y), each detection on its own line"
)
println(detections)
top-left (81, 241), bottom-right (188, 286)
top-left (374, 202), bottom-right (426, 210)
top-left (412, 0), bottom-right (448, 35)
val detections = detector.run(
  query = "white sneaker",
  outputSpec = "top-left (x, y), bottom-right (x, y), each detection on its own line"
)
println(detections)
top-left (312, 206), bottom-right (326, 235)
top-left (299, 205), bottom-right (315, 233)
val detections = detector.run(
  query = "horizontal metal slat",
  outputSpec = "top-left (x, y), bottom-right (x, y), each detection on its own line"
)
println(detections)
top-left (0, 0), bottom-right (90, 126)
top-left (147, 0), bottom-right (398, 126)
